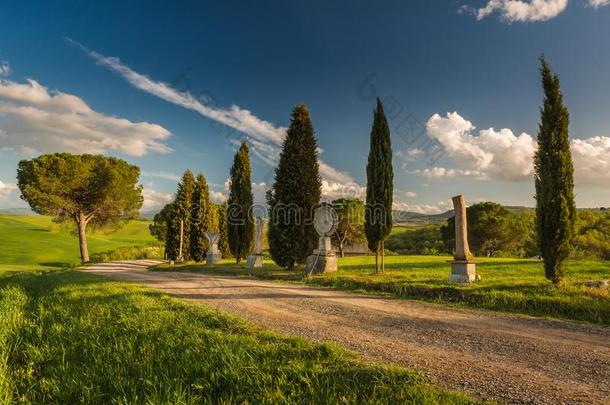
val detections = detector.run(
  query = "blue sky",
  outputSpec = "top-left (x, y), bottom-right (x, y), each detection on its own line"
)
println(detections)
top-left (1, 0), bottom-right (609, 213)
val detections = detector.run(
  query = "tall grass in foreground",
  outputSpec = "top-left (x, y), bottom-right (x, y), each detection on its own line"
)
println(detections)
top-left (0, 270), bottom-right (472, 404)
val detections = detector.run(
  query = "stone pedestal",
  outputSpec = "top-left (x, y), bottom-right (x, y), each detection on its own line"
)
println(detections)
top-left (305, 236), bottom-right (338, 274)
top-left (449, 261), bottom-right (476, 283)
top-left (246, 254), bottom-right (263, 268)
top-left (206, 250), bottom-right (221, 265)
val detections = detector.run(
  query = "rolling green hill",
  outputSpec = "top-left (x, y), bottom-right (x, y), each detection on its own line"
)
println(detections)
top-left (0, 215), bottom-right (155, 270)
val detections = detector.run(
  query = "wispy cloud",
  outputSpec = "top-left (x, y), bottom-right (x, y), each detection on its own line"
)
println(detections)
top-left (0, 61), bottom-right (10, 76)
top-left (69, 38), bottom-right (362, 199)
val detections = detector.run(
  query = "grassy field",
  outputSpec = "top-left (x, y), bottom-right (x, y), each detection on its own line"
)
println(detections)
top-left (158, 255), bottom-right (610, 325)
top-left (0, 214), bottom-right (156, 272)
top-left (0, 215), bottom-right (473, 403)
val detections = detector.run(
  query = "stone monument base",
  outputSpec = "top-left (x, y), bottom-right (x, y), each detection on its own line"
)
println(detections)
top-left (305, 252), bottom-right (337, 274)
top-left (449, 261), bottom-right (476, 283)
top-left (206, 252), bottom-right (221, 266)
top-left (246, 254), bottom-right (263, 269)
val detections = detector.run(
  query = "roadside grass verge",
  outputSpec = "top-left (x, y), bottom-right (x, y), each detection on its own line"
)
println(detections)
top-left (0, 269), bottom-right (473, 404)
top-left (155, 255), bottom-right (610, 325)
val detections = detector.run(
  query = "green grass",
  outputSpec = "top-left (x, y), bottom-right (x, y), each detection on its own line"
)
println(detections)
top-left (0, 215), bottom-right (474, 403)
top-left (0, 215), bottom-right (155, 271)
top-left (0, 269), bottom-right (472, 404)
top-left (158, 255), bottom-right (610, 325)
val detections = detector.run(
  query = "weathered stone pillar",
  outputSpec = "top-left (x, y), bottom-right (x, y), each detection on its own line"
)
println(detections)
top-left (449, 195), bottom-right (477, 283)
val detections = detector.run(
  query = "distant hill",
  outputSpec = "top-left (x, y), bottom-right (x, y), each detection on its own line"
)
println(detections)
top-left (0, 207), bottom-right (34, 215)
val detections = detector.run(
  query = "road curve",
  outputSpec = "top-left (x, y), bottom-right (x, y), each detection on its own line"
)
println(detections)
top-left (86, 260), bottom-right (610, 405)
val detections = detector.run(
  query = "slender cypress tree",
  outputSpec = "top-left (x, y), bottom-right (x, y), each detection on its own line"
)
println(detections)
top-left (227, 140), bottom-right (255, 263)
top-left (216, 201), bottom-right (232, 259)
top-left (534, 57), bottom-right (576, 284)
top-left (267, 104), bottom-right (322, 269)
top-left (190, 173), bottom-right (212, 262)
top-left (166, 170), bottom-right (196, 261)
top-left (364, 98), bottom-right (394, 274)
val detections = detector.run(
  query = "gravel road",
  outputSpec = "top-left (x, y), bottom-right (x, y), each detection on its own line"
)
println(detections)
top-left (87, 260), bottom-right (610, 404)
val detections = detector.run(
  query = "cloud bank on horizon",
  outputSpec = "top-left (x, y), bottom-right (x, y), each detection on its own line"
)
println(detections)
top-left (468, 0), bottom-right (608, 23)
top-left (403, 112), bottom-right (610, 188)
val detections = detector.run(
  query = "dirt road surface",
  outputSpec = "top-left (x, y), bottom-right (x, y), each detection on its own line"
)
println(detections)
top-left (87, 260), bottom-right (610, 404)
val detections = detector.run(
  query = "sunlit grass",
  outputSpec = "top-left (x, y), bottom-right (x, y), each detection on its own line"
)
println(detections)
top-left (0, 269), bottom-right (472, 404)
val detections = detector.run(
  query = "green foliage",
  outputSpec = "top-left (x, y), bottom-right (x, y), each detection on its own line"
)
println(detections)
top-left (332, 198), bottom-right (366, 257)
top-left (165, 170), bottom-right (196, 261)
top-left (16, 153), bottom-right (143, 263)
top-left (149, 203), bottom-right (172, 243)
top-left (573, 211), bottom-right (610, 260)
top-left (364, 99), bottom-right (393, 272)
top-left (0, 271), bottom-right (470, 403)
top-left (214, 202), bottom-right (232, 259)
top-left (387, 226), bottom-right (445, 255)
top-left (227, 141), bottom-right (254, 263)
top-left (534, 57), bottom-right (577, 284)
top-left (440, 202), bottom-right (528, 257)
top-left (267, 104), bottom-right (322, 269)
top-left (190, 174), bottom-right (212, 262)
top-left (89, 244), bottom-right (164, 263)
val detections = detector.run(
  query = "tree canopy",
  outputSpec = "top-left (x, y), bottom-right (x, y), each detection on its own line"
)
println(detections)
top-left (364, 98), bottom-right (393, 273)
top-left (267, 104), bottom-right (322, 269)
top-left (534, 57), bottom-right (576, 284)
top-left (332, 198), bottom-right (365, 257)
top-left (17, 153), bottom-right (143, 263)
top-left (227, 141), bottom-right (254, 264)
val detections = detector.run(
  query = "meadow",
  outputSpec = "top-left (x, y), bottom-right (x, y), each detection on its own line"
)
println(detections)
top-left (160, 255), bottom-right (610, 325)
top-left (0, 215), bottom-right (472, 403)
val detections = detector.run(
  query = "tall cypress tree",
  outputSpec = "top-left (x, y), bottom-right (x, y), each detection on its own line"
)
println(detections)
top-left (534, 57), bottom-right (576, 284)
top-left (190, 173), bottom-right (211, 262)
top-left (216, 201), bottom-right (232, 259)
top-left (227, 140), bottom-right (255, 263)
top-left (364, 98), bottom-right (393, 274)
top-left (166, 170), bottom-right (196, 261)
top-left (267, 104), bottom-right (322, 269)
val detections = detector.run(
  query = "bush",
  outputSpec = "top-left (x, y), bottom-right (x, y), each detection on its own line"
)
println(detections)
top-left (89, 244), bottom-right (164, 263)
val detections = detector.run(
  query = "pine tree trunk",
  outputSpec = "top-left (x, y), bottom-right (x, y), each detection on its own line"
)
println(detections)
top-left (77, 214), bottom-right (89, 264)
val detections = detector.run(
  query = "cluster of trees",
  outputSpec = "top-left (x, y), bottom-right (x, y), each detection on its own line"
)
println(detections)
top-left (266, 101), bottom-right (393, 272)
top-left (151, 141), bottom-right (254, 263)
top-left (387, 202), bottom-right (609, 261)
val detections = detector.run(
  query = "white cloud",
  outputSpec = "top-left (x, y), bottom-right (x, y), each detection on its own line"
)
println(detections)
top-left (141, 187), bottom-right (173, 212)
top-left (210, 189), bottom-right (227, 204)
top-left (424, 112), bottom-right (536, 181)
top-left (571, 136), bottom-right (610, 186)
top-left (404, 191), bottom-right (417, 198)
top-left (0, 61), bottom-right (10, 76)
top-left (476, 0), bottom-right (569, 22)
top-left (0, 78), bottom-right (172, 156)
top-left (393, 199), bottom-right (452, 215)
top-left (0, 180), bottom-right (17, 200)
top-left (321, 180), bottom-right (366, 201)
top-left (416, 112), bottom-right (610, 187)
top-left (141, 171), bottom-right (181, 182)
top-left (588, 0), bottom-right (610, 7)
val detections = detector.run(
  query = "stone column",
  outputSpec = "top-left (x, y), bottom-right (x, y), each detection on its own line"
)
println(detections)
top-left (452, 195), bottom-right (473, 262)
top-left (449, 195), bottom-right (477, 283)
